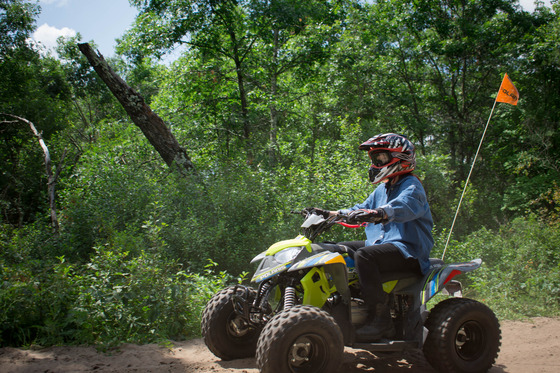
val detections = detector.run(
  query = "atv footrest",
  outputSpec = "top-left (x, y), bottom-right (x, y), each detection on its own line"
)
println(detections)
top-left (353, 340), bottom-right (419, 352)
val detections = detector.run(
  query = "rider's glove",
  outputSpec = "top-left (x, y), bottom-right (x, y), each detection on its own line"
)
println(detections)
top-left (346, 208), bottom-right (385, 224)
top-left (306, 207), bottom-right (331, 218)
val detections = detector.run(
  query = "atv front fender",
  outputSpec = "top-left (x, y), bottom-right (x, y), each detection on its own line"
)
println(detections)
top-left (288, 251), bottom-right (350, 309)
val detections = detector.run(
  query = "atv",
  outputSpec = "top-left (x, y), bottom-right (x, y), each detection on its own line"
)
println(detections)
top-left (201, 209), bottom-right (501, 373)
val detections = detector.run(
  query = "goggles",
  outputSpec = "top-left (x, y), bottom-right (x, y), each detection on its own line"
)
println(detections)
top-left (368, 150), bottom-right (392, 168)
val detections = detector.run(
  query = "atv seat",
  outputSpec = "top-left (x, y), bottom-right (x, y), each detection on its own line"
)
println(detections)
top-left (380, 258), bottom-right (445, 283)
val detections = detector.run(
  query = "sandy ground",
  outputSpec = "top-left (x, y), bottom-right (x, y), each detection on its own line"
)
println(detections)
top-left (1, 317), bottom-right (559, 373)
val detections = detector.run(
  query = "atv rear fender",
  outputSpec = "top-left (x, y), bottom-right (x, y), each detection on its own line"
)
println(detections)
top-left (420, 258), bottom-right (482, 304)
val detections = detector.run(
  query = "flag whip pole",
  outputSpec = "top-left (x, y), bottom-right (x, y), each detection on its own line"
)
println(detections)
top-left (441, 99), bottom-right (498, 261)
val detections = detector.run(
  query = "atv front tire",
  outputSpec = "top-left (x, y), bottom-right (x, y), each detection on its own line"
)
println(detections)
top-left (256, 305), bottom-right (344, 373)
top-left (201, 286), bottom-right (262, 360)
top-left (423, 297), bottom-right (501, 373)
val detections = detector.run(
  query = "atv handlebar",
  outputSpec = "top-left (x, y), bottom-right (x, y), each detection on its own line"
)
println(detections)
top-left (292, 208), bottom-right (366, 241)
top-left (336, 221), bottom-right (367, 228)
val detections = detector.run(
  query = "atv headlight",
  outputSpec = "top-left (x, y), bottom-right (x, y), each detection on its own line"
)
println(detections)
top-left (274, 246), bottom-right (303, 264)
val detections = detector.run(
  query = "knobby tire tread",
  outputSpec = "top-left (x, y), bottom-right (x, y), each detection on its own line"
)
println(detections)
top-left (256, 305), bottom-right (343, 373)
top-left (201, 286), bottom-right (260, 360)
top-left (423, 297), bottom-right (501, 373)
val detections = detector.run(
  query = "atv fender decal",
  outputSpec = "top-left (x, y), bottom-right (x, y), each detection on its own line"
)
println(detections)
top-left (288, 251), bottom-right (345, 271)
top-left (442, 269), bottom-right (462, 286)
top-left (325, 255), bottom-right (346, 266)
top-left (252, 263), bottom-right (288, 283)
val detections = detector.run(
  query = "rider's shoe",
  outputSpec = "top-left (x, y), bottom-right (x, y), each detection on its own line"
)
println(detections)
top-left (355, 303), bottom-right (395, 342)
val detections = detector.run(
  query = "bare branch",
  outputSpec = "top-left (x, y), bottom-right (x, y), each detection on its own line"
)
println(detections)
top-left (1, 113), bottom-right (61, 234)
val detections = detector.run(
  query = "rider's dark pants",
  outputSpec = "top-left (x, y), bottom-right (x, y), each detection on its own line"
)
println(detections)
top-left (325, 241), bottom-right (421, 313)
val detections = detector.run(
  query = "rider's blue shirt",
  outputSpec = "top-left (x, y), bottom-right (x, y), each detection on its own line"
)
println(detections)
top-left (341, 175), bottom-right (434, 274)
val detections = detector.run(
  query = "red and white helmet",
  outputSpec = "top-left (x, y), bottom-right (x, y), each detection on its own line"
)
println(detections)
top-left (359, 133), bottom-right (416, 184)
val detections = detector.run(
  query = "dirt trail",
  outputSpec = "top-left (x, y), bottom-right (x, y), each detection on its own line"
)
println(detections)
top-left (1, 317), bottom-right (559, 373)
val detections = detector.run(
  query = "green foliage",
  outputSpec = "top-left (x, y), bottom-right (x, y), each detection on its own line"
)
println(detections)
top-left (69, 248), bottom-right (228, 347)
top-left (0, 244), bottom-right (229, 347)
top-left (434, 217), bottom-right (560, 319)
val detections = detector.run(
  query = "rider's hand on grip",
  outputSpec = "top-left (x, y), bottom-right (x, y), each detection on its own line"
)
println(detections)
top-left (346, 209), bottom-right (385, 224)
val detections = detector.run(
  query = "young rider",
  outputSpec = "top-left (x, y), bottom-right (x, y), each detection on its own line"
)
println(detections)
top-left (317, 133), bottom-right (434, 342)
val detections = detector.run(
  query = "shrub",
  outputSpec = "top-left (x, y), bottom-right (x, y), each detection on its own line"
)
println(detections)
top-left (0, 244), bottom-right (231, 347)
top-left (434, 217), bottom-right (560, 319)
top-left (70, 247), bottom-right (230, 347)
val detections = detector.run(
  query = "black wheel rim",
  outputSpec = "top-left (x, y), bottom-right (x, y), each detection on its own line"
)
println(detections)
top-left (287, 333), bottom-right (328, 373)
top-left (455, 320), bottom-right (486, 361)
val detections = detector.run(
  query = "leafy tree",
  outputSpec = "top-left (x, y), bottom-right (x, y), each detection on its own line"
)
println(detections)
top-left (0, 0), bottom-right (73, 226)
top-left (500, 4), bottom-right (560, 217)
top-left (119, 0), bottom-right (350, 165)
top-left (120, 0), bottom-right (258, 158)
top-left (0, 0), bottom-right (37, 56)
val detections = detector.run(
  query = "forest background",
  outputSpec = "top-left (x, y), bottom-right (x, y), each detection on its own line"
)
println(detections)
top-left (1, 0), bottom-right (560, 348)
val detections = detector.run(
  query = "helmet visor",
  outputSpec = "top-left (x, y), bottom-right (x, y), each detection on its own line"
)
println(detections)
top-left (369, 150), bottom-right (392, 168)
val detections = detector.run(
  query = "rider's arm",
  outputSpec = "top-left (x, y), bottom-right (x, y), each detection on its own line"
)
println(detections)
top-left (379, 180), bottom-right (429, 223)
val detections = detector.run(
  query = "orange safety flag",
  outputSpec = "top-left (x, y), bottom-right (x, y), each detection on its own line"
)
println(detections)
top-left (496, 73), bottom-right (519, 105)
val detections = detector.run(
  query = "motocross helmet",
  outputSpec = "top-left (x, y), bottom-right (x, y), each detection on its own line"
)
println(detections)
top-left (359, 133), bottom-right (416, 184)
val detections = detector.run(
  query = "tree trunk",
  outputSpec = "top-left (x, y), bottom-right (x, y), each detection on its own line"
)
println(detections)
top-left (77, 43), bottom-right (194, 174)
top-left (229, 34), bottom-right (254, 164)
top-left (268, 28), bottom-right (280, 166)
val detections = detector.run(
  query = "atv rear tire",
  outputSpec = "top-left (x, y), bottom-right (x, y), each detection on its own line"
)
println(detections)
top-left (256, 305), bottom-right (344, 373)
top-left (201, 286), bottom-right (262, 360)
top-left (423, 297), bottom-right (501, 373)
